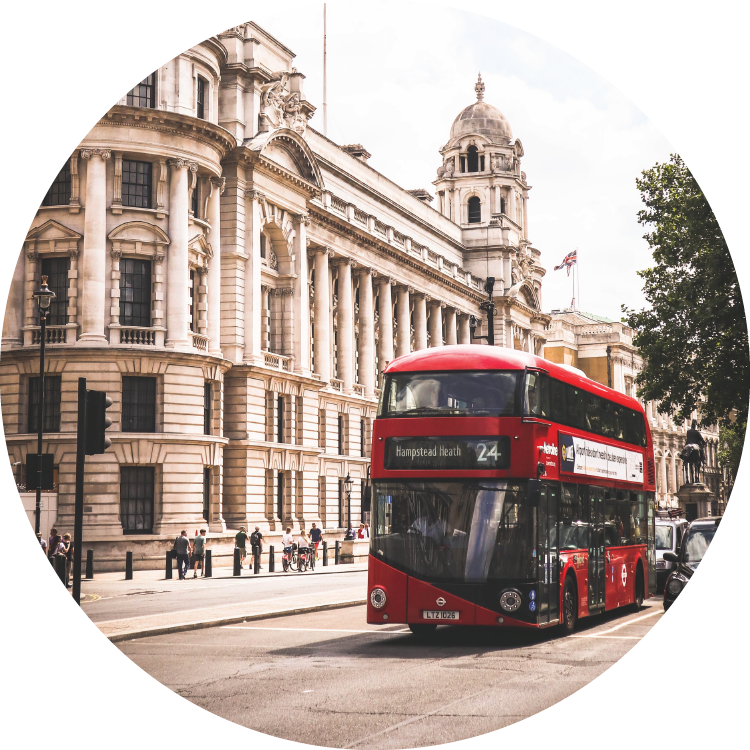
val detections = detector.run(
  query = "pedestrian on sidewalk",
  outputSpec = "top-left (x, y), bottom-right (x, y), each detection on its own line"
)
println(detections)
top-left (357, 523), bottom-right (366, 539)
top-left (37, 533), bottom-right (47, 555)
top-left (192, 529), bottom-right (207, 578)
top-left (174, 530), bottom-right (191, 580)
top-left (49, 532), bottom-right (65, 565)
top-left (235, 526), bottom-right (248, 566)
top-left (62, 533), bottom-right (73, 588)
top-left (47, 528), bottom-right (61, 563)
top-left (250, 526), bottom-right (264, 570)
top-left (344, 524), bottom-right (356, 541)
top-left (364, 522), bottom-right (370, 539)
top-left (309, 522), bottom-right (323, 560)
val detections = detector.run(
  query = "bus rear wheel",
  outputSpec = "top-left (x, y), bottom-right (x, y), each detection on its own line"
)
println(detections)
top-left (561, 576), bottom-right (578, 636)
top-left (408, 623), bottom-right (437, 638)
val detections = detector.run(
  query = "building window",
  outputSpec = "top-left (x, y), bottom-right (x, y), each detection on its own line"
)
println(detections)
top-left (42, 163), bottom-right (71, 207)
top-left (122, 376), bottom-right (156, 432)
top-left (338, 414), bottom-right (344, 455)
top-left (40, 257), bottom-right (70, 326)
top-left (203, 467), bottom-right (210, 522)
top-left (277, 395), bottom-right (284, 443)
top-left (122, 160), bottom-right (152, 209)
top-left (120, 466), bottom-right (154, 534)
top-left (188, 270), bottom-right (195, 332)
top-left (468, 196), bottom-right (481, 223)
top-left (338, 479), bottom-right (344, 528)
top-left (277, 471), bottom-right (285, 520)
top-left (191, 180), bottom-right (199, 217)
top-left (119, 258), bottom-right (151, 327)
top-left (467, 145), bottom-right (479, 173)
top-left (196, 77), bottom-right (206, 120)
top-left (500, 197), bottom-right (506, 214)
top-left (260, 234), bottom-right (267, 260)
top-left (126, 73), bottom-right (156, 109)
top-left (460, 155), bottom-right (466, 173)
top-left (28, 375), bottom-right (61, 433)
top-left (204, 382), bottom-right (211, 435)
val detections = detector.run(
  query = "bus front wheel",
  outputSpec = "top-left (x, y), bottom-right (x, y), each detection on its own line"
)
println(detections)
top-left (561, 576), bottom-right (578, 636)
top-left (409, 623), bottom-right (437, 638)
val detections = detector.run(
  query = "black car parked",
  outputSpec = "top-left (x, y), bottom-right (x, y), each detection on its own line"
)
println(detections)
top-left (663, 517), bottom-right (721, 610)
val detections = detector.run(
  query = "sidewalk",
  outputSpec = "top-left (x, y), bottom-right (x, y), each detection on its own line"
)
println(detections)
top-left (84, 561), bottom-right (369, 642)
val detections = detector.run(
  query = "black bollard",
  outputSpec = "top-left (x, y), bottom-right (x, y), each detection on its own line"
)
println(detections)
top-left (335, 540), bottom-right (341, 565)
top-left (322, 540), bottom-right (328, 566)
top-left (233, 547), bottom-right (241, 576)
top-left (253, 545), bottom-right (260, 574)
top-left (53, 554), bottom-right (66, 584)
top-left (269, 545), bottom-right (275, 573)
top-left (205, 549), bottom-right (212, 577)
top-left (85, 549), bottom-right (94, 579)
top-left (165, 550), bottom-right (173, 580)
top-left (125, 551), bottom-right (133, 580)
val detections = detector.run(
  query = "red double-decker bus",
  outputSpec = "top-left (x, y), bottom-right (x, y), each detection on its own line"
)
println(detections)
top-left (367, 345), bottom-right (656, 636)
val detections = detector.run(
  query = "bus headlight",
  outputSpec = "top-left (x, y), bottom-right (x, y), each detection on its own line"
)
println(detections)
top-left (667, 578), bottom-right (684, 596)
top-left (499, 589), bottom-right (522, 613)
top-left (370, 587), bottom-right (387, 609)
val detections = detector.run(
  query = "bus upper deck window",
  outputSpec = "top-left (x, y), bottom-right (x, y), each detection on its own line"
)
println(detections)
top-left (524, 372), bottom-right (550, 418)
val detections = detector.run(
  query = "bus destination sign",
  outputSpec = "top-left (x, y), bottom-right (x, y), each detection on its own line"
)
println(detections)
top-left (384, 436), bottom-right (511, 471)
top-left (559, 434), bottom-right (644, 483)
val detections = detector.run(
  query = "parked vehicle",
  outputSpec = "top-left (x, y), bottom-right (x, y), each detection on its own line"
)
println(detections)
top-left (662, 517), bottom-right (721, 610)
top-left (655, 516), bottom-right (688, 592)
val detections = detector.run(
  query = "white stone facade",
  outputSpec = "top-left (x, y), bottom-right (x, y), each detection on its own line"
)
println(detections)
top-left (545, 310), bottom-right (727, 516)
top-left (2, 23), bottom-right (550, 564)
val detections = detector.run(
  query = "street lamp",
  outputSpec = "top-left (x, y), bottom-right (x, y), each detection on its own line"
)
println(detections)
top-left (470, 276), bottom-right (496, 345)
top-left (343, 472), bottom-right (353, 530)
top-left (32, 275), bottom-right (56, 536)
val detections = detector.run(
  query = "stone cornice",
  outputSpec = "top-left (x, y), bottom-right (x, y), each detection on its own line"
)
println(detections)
top-left (309, 208), bottom-right (486, 304)
top-left (99, 105), bottom-right (237, 159)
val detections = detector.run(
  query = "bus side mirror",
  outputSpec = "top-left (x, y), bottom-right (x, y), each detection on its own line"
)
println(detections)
top-left (528, 479), bottom-right (541, 507)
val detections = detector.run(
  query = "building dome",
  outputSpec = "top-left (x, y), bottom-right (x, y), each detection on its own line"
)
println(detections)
top-left (448, 74), bottom-right (513, 145)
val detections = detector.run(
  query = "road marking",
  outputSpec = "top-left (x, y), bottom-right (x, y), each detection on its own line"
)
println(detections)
top-left (571, 635), bottom-right (642, 640)
top-left (222, 626), bottom-right (405, 635)
top-left (573, 608), bottom-right (663, 638)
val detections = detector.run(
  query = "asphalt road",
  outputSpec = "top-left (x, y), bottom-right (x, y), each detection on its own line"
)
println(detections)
top-left (119, 596), bottom-right (665, 749)
top-left (82, 569), bottom-right (368, 623)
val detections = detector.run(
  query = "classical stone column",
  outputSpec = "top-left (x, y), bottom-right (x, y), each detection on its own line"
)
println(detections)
top-left (413, 293), bottom-right (427, 351)
top-left (207, 176), bottom-right (224, 356)
top-left (261, 284), bottom-right (271, 350)
top-left (165, 158), bottom-right (195, 348)
top-left (292, 214), bottom-right (311, 375)
top-left (329, 264), bottom-right (336, 378)
top-left (444, 307), bottom-right (457, 346)
top-left (2, 250), bottom-right (24, 347)
top-left (659, 454), bottom-right (668, 499)
top-left (313, 247), bottom-right (332, 382)
top-left (522, 194), bottom-right (529, 239)
top-left (357, 268), bottom-right (375, 397)
top-left (428, 300), bottom-right (444, 347)
top-left (395, 285), bottom-right (411, 358)
top-left (377, 277), bottom-right (394, 377)
top-left (335, 259), bottom-right (355, 393)
top-left (79, 148), bottom-right (111, 344)
top-left (508, 187), bottom-right (516, 224)
top-left (244, 189), bottom-right (264, 363)
top-left (457, 313), bottom-right (471, 344)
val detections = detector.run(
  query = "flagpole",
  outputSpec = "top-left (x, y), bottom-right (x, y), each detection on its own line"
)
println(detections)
top-left (576, 247), bottom-right (580, 311)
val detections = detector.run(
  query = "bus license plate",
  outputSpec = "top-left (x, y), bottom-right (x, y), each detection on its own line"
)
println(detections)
top-left (422, 610), bottom-right (459, 620)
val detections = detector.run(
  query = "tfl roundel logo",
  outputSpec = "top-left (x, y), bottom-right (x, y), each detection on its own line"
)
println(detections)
top-left (436, 597), bottom-right (447, 607)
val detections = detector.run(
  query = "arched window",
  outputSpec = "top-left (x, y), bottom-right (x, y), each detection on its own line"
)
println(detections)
top-left (500, 197), bottom-right (506, 214)
top-left (468, 196), bottom-right (481, 223)
top-left (467, 146), bottom-right (479, 173)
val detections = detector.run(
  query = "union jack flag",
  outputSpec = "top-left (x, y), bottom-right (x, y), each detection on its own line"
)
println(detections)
top-left (554, 249), bottom-right (577, 276)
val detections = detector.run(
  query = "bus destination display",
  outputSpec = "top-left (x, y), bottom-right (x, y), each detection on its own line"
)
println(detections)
top-left (384, 436), bottom-right (511, 470)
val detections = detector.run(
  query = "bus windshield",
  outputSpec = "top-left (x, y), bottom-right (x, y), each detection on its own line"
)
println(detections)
top-left (372, 480), bottom-right (535, 582)
top-left (379, 371), bottom-right (520, 417)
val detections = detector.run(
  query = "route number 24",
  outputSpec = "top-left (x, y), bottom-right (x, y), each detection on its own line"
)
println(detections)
top-left (476, 441), bottom-right (500, 463)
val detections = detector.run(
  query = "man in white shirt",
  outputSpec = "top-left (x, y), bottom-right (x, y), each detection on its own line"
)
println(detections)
top-left (282, 527), bottom-right (294, 552)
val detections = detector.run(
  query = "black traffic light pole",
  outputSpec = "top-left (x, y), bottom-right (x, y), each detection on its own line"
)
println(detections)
top-left (72, 377), bottom-right (87, 606)
top-left (72, 378), bottom-right (113, 606)
top-left (469, 277), bottom-right (496, 345)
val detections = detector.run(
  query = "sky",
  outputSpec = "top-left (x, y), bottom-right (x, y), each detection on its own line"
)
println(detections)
top-left (242, 1), bottom-right (674, 320)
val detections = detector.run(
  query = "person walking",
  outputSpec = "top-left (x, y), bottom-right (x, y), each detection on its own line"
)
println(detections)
top-left (357, 523), bottom-right (366, 539)
top-left (37, 533), bottom-right (47, 555)
top-left (235, 526), bottom-right (248, 566)
top-left (309, 522), bottom-right (323, 560)
top-left (174, 530), bottom-right (191, 581)
top-left (192, 529), bottom-right (207, 578)
top-left (47, 528), bottom-right (60, 563)
top-left (62, 533), bottom-right (73, 588)
top-left (250, 526), bottom-right (264, 570)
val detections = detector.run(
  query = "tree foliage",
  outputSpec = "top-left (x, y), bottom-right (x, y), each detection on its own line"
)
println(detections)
top-left (718, 420), bottom-right (746, 486)
top-left (623, 154), bottom-right (749, 429)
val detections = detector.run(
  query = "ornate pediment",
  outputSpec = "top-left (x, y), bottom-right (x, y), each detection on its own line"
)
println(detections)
top-left (25, 219), bottom-right (82, 254)
top-left (109, 221), bottom-right (170, 246)
top-left (188, 233), bottom-right (213, 260)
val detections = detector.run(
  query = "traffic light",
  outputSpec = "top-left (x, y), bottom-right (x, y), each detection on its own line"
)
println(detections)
top-left (85, 390), bottom-right (114, 455)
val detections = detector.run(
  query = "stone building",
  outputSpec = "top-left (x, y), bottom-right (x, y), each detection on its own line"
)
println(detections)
top-left (1, 22), bottom-right (549, 566)
top-left (545, 309), bottom-right (727, 517)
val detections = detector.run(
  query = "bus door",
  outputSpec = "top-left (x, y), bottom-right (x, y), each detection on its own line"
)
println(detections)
top-left (537, 482), bottom-right (560, 625)
top-left (588, 485), bottom-right (605, 613)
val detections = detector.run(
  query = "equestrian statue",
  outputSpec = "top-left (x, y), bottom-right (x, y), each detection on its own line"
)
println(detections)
top-left (680, 419), bottom-right (706, 485)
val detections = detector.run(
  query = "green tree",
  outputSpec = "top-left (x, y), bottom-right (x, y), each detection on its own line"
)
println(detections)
top-left (623, 154), bottom-right (749, 428)
top-left (718, 419), bottom-right (745, 485)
